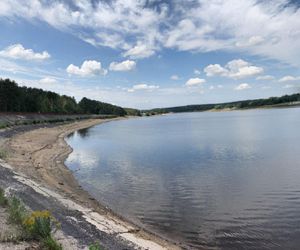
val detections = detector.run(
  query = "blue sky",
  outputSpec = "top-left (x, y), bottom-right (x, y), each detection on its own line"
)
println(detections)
top-left (0, 0), bottom-right (299, 109)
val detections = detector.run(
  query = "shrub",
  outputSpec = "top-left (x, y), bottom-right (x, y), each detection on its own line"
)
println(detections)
top-left (8, 197), bottom-right (27, 224)
top-left (0, 188), bottom-right (8, 206)
top-left (23, 210), bottom-right (59, 240)
top-left (42, 236), bottom-right (62, 250)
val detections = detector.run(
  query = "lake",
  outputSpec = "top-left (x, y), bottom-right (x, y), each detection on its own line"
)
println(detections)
top-left (65, 108), bottom-right (300, 249)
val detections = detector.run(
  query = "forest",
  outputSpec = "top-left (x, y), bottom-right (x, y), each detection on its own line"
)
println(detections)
top-left (0, 78), bottom-right (128, 116)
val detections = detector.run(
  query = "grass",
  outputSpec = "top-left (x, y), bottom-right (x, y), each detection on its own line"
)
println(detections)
top-left (0, 190), bottom-right (63, 249)
top-left (0, 122), bottom-right (8, 129)
top-left (42, 236), bottom-right (63, 250)
top-left (0, 149), bottom-right (8, 159)
top-left (8, 196), bottom-right (27, 224)
top-left (0, 188), bottom-right (8, 206)
top-left (89, 242), bottom-right (102, 250)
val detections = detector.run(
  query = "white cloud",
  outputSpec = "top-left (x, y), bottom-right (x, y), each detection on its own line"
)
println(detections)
top-left (128, 83), bottom-right (159, 92)
top-left (235, 83), bottom-right (251, 90)
top-left (204, 59), bottom-right (263, 79)
top-left (39, 77), bottom-right (57, 84)
top-left (278, 75), bottom-right (299, 82)
top-left (194, 69), bottom-right (201, 75)
top-left (236, 36), bottom-right (264, 47)
top-left (256, 75), bottom-right (275, 80)
top-left (109, 60), bottom-right (136, 72)
top-left (164, 1), bottom-right (300, 65)
top-left (1, 1), bottom-right (300, 65)
top-left (185, 78), bottom-right (206, 87)
top-left (66, 60), bottom-right (107, 77)
top-left (204, 64), bottom-right (228, 77)
top-left (171, 75), bottom-right (180, 80)
top-left (0, 44), bottom-right (50, 61)
top-left (123, 43), bottom-right (156, 59)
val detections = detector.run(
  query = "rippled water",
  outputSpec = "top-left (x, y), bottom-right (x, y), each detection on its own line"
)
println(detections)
top-left (65, 108), bottom-right (300, 249)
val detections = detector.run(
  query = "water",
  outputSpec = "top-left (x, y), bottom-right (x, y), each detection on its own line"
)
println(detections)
top-left (65, 108), bottom-right (300, 249)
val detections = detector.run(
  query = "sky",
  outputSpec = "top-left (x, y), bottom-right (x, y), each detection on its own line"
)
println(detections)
top-left (0, 0), bottom-right (299, 109)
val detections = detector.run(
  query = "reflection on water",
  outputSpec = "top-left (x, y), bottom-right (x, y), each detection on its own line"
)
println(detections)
top-left (65, 108), bottom-right (300, 249)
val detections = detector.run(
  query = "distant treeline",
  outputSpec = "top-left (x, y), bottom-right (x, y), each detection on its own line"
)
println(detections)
top-left (145, 93), bottom-right (300, 114)
top-left (0, 78), bottom-right (141, 116)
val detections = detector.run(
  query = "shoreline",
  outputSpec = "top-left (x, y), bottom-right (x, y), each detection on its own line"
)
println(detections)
top-left (2, 118), bottom-right (181, 249)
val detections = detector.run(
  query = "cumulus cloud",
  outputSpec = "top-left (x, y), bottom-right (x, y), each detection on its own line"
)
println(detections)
top-left (235, 83), bottom-right (251, 90)
top-left (256, 75), bottom-right (275, 80)
top-left (66, 60), bottom-right (107, 77)
top-left (204, 59), bottom-right (263, 79)
top-left (0, 44), bottom-right (50, 61)
top-left (128, 83), bottom-right (159, 92)
top-left (185, 78), bottom-right (206, 87)
top-left (109, 60), bottom-right (136, 72)
top-left (171, 75), bottom-right (180, 80)
top-left (204, 64), bottom-right (228, 77)
top-left (278, 75), bottom-right (299, 82)
top-left (39, 77), bottom-right (57, 84)
top-left (1, 1), bottom-right (300, 65)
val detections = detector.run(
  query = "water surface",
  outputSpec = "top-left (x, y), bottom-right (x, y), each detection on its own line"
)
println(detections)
top-left (65, 108), bottom-right (300, 249)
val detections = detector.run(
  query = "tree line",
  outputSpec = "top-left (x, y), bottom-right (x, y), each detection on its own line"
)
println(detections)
top-left (1, 78), bottom-right (299, 116)
top-left (0, 78), bottom-right (129, 116)
top-left (145, 93), bottom-right (300, 114)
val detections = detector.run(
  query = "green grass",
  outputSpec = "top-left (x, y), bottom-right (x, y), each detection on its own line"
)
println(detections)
top-left (89, 242), bottom-right (102, 250)
top-left (0, 122), bottom-right (8, 129)
top-left (0, 187), bottom-right (8, 206)
top-left (42, 236), bottom-right (63, 250)
top-left (8, 196), bottom-right (27, 225)
top-left (0, 149), bottom-right (8, 159)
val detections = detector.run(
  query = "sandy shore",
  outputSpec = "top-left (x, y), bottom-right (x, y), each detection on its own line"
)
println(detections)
top-left (2, 118), bottom-right (181, 250)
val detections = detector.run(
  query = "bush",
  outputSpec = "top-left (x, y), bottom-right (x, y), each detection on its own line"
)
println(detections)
top-left (8, 197), bottom-right (27, 224)
top-left (23, 210), bottom-right (59, 240)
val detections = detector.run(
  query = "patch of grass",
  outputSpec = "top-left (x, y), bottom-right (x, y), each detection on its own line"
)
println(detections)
top-left (0, 122), bottom-right (8, 129)
top-left (0, 187), bottom-right (8, 206)
top-left (89, 242), bottom-right (102, 250)
top-left (42, 236), bottom-right (62, 250)
top-left (0, 149), bottom-right (8, 159)
top-left (8, 196), bottom-right (27, 225)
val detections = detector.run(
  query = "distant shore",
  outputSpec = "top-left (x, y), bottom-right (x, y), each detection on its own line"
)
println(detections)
top-left (1, 117), bottom-right (181, 250)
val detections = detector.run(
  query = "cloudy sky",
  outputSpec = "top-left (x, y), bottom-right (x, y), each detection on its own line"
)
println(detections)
top-left (0, 0), bottom-right (299, 109)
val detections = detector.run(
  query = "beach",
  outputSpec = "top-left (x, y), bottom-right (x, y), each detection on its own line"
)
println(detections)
top-left (0, 118), bottom-right (181, 250)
